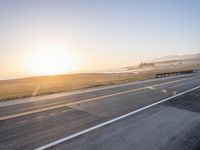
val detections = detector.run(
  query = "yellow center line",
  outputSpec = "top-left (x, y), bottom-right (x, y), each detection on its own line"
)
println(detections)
top-left (0, 76), bottom-right (199, 121)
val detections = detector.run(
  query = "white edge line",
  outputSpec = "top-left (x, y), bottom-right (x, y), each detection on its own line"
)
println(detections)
top-left (34, 85), bottom-right (200, 150)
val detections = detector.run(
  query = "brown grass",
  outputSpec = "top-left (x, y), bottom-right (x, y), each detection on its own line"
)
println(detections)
top-left (0, 65), bottom-right (198, 101)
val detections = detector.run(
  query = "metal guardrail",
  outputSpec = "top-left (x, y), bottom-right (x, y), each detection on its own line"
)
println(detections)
top-left (155, 70), bottom-right (194, 78)
top-left (193, 68), bottom-right (200, 73)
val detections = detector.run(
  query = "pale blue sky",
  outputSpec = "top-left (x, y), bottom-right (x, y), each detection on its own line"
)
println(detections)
top-left (0, 0), bottom-right (200, 77)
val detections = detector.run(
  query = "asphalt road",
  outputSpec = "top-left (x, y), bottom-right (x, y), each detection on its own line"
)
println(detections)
top-left (1, 73), bottom-right (200, 150)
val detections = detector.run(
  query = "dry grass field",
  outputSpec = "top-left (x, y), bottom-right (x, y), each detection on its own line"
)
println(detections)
top-left (0, 73), bottom-right (150, 101)
top-left (0, 65), bottom-right (198, 101)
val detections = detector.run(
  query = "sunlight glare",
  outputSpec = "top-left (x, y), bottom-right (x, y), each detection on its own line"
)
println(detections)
top-left (26, 45), bottom-right (79, 75)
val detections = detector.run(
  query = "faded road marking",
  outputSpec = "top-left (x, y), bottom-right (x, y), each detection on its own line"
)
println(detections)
top-left (0, 75), bottom-right (199, 121)
top-left (35, 85), bottom-right (200, 150)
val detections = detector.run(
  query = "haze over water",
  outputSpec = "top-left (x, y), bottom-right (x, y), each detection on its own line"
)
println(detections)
top-left (0, 0), bottom-right (200, 78)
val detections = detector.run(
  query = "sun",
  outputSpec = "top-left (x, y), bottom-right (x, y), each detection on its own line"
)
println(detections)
top-left (26, 45), bottom-right (79, 75)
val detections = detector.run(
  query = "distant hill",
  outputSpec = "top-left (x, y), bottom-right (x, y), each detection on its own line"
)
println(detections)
top-left (123, 53), bottom-right (200, 71)
top-left (150, 53), bottom-right (200, 62)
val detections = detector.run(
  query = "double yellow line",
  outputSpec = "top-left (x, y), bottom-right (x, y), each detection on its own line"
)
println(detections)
top-left (0, 76), bottom-right (199, 121)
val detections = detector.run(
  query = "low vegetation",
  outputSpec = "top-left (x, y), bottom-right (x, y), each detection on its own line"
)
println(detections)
top-left (0, 65), bottom-right (198, 101)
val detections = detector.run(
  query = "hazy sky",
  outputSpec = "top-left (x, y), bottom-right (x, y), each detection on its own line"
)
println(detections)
top-left (0, 0), bottom-right (200, 77)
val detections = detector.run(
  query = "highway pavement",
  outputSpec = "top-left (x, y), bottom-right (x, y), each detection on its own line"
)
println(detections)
top-left (1, 73), bottom-right (200, 150)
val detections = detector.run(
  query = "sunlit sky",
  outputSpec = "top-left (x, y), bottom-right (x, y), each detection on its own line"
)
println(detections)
top-left (0, 0), bottom-right (200, 78)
